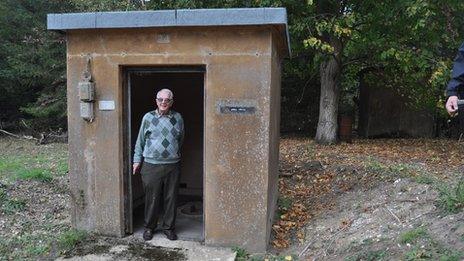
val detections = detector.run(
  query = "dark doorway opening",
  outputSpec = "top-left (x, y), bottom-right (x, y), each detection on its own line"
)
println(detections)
top-left (124, 67), bottom-right (204, 241)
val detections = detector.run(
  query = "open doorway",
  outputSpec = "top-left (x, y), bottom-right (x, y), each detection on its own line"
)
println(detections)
top-left (124, 66), bottom-right (205, 241)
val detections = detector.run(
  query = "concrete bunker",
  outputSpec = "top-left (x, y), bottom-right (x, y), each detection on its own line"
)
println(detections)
top-left (48, 8), bottom-right (290, 252)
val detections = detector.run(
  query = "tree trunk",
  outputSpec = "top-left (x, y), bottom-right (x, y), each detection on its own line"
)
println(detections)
top-left (315, 48), bottom-right (341, 144)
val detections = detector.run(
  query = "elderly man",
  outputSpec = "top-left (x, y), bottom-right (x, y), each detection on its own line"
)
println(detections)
top-left (132, 88), bottom-right (184, 241)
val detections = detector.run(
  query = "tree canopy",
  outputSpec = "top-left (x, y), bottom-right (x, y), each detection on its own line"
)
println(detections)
top-left (0, 0), bottom-right (463, 137)
top-left (298, 0), bottom-right (464, 142)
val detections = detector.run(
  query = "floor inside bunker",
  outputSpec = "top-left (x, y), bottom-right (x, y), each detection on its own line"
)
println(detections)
top-left (132, 196), bottom-right (204, 241)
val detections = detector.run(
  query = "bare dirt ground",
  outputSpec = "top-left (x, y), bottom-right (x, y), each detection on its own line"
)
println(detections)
top-left (0, 136), bottom-right (463, 260)
top-left (270, 137), bottom-right (464, 261)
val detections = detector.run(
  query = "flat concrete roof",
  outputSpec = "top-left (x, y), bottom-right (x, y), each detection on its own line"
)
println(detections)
top-left (47, 8), bottom-right (290, 56)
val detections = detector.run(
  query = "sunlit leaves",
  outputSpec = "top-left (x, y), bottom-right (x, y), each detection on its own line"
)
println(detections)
top-left (303, 37), bottom-right (335, 54)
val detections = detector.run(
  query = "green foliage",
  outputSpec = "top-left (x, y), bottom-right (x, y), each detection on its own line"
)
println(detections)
top-left (400, 227), bottom-right (428, 244)
top-left (398, 223), bottom-right (463, 261)
top-left (2, 198), bottom-right (27, 214)
top-left (0, 187), bottom-right (27, 215)
top-left (404, 247), bottom-right (434, 260)
top-left (404, 246), bottom-right (462, 261)
top-left (413, 174), bottom-right (435, 185)
top-left (1, 0), bottom-right (464, 133)
top-left (365, 158), bottom-right (403, 176)
top-left (439, 252), bottom-right (463, 261)
top-left (0, 145), bottom-right (67, 182)
top-left (0, 157), bottom-right (22, 176)
top-left (58, 229), bottom-right (88, 251)
top-left (20, 87), bottom-right (67, 130)
top-left (17, 168), bottom-right (53, 182)
top-left (232, 246), bottom-right (249, 260)
top-left (0, 0), bottom-right (71, 130)
top-left (0, 232), bottom-right (56, 260)
top-left (277, 196), bottom-right (293, 217)
top-left (438, 179), bottom-right (464, 214)
top-left (301, 0), bottom-right (464, 138)
top-left (278, 196), bottom-right (293, 210)
top-left (57, 159), bottom-right (69, 176)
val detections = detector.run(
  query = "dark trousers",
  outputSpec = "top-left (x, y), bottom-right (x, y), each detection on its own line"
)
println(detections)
top-left (140, 162), bottom-right (180, 231)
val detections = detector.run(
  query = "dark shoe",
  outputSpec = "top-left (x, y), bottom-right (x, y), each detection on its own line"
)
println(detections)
top-left (163, 230), bottom-right (178, 240)
top-left (143, 229), bottom-right (154, 241)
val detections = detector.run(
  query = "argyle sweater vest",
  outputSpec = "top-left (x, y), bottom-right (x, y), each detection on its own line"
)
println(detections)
top-left (133, 110), bottom-right (184, 164)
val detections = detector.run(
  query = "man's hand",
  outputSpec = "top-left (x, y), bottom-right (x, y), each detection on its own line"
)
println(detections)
top-left (446, 95), bottom-right (459, 116)
top-left (132, 162), bottom-right (141, 175)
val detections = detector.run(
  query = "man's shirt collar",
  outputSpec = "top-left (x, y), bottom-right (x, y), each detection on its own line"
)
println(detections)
top-left (154, 109), bottom-right (173, 118)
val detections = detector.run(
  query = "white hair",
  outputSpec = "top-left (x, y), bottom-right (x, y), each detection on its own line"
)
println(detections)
top-left (156, 88), bottom-right (173, 99)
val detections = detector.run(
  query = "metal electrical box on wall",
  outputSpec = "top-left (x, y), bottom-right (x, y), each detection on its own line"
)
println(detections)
top-left (79, 102), bottom-right (94, 120)
top-left (78, 81), bottom-right (95, 101)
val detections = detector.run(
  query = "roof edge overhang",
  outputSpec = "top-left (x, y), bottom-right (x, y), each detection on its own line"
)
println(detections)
top-left (47, 8), bottom-right (291, 57)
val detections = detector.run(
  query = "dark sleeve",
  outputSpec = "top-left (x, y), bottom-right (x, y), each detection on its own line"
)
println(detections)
top-left (447, 42), bottom-right (464, 97)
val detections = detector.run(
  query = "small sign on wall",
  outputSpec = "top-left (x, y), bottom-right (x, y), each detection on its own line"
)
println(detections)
top-left (99, 100), bottom-right (115, 111)
top-left (216, 99), bottom-right (257, 115)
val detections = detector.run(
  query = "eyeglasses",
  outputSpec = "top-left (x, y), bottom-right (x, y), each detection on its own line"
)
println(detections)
top-left (156, 98), bottom-right (172, 103)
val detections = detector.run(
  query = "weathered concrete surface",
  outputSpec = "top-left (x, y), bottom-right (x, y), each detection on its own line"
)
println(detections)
top-left (144, 233), bottom-right (236, 261)
top-left (62, 22), bottom-right (286, 252)
top-left (56, 234), bottom-right (236, 261)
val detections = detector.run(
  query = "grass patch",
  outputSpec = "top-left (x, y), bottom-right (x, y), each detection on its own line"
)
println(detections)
top-left (2, 197), bottom-right (26, 214)
top-left (399, 226), bottom-right (463, 261)
top-left (388, 163), bottom-right (416, 176)
top-left (0, 154), bottom-right (65, 183)
top-left (276, 196), bottom-right (293, 217)
top-left (278, 196), bottom-right (292, 210)
top-left (58, 229), bottom-right (88, 252)
top-left (0, 157), bottom-right (22, 177)
top-left (0, 187), bottom-right (27, 214)
top-left (0, 233), bottom-right (54, 260)
top-left (345, 249), bottom-right (388, 261)
top-left (438, 251), bottom-right (463, 261)
top-left (365, 157), bottom-right (388, 173)
top-left (16, 168), bottom-right (53, 182)
top-left (364, 157), bottom-right (437, 186)
top-left (404, 247), bottom-right (433, 260)
top-left (56, 159), bottom-right (69, 176)
top-left (412, 174), bottom-right (435, 185)
top-left (364, 157), bottom-right (423, 177)
top-left (364, 158), bottom-right (416, 177)
top-left (438, 179), bottom-right (464, 214)
top-left (232, 246), bottom-right (249, 260)
top-left (404, 246), bottom-right (462, 261)
top-left (400, 227), bottom-right (428, 244)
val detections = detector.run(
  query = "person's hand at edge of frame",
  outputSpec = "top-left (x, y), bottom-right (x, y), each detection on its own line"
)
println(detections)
top-left (132, 162), bottom-right (141, 175)
top-left (446, 95), bottom-right (459, 117)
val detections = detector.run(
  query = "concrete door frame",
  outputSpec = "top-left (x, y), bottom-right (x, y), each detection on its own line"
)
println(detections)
top-left (122, 66), bottom-right (206, 237)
